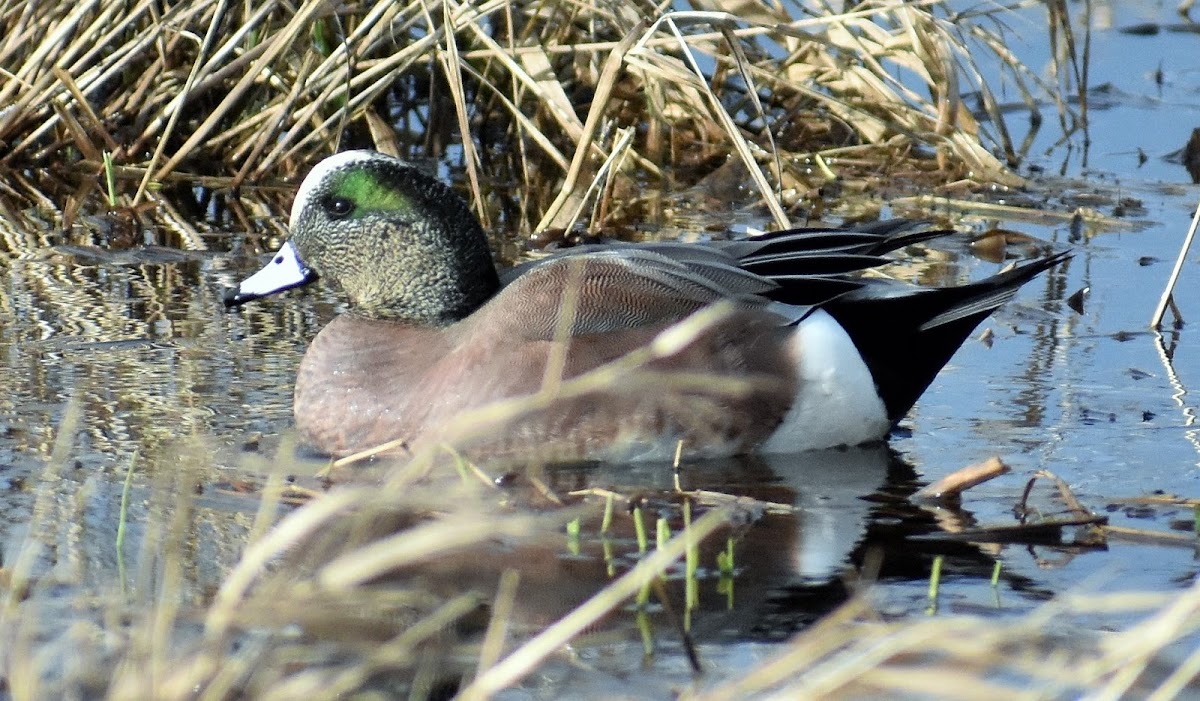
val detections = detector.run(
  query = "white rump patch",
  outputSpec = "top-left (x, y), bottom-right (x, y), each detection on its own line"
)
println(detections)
top-left (760, 309), bottom-right (891, 452)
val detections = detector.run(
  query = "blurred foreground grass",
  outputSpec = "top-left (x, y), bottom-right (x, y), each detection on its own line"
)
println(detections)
top-left (1, 404), bottom-right (1197, 699)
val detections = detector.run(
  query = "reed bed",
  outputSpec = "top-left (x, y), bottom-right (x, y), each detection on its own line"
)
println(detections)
top-left (0, 0), bottom-right (1079, 234)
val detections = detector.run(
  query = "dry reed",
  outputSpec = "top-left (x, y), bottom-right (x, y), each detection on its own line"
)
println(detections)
top-left (0, 0), bottom-right (1079, 235)
top-left (6, 432), bottom-right (1199, 699)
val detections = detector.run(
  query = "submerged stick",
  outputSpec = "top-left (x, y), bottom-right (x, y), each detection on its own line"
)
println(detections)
top-left (1151, 198), bottom-right (1200, 329)
top-left (913, 456), bottom-right (1010, 502)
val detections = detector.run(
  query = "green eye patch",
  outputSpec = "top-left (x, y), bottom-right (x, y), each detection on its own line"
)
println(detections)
top-left (332, 170), bottom-right (413, 217)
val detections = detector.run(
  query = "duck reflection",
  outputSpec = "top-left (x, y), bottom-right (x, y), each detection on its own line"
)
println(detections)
top-left (272, 444), bottom-right (1043, 644)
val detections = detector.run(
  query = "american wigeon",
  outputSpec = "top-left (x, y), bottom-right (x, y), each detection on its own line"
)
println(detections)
top-left (227, 150), bottom-right (1068, 462)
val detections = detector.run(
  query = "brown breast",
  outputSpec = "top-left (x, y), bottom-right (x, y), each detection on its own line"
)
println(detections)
top-left (293, 307), bottom-right (798, 462)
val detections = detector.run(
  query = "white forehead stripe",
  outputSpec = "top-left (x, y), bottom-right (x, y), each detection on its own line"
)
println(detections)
top-left (289, 150), bottom-right (381, 225)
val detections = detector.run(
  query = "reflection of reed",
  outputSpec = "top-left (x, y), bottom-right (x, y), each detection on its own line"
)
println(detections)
top-left (1154, 331), bottom-right (1200, 467)
top-left (1011, 241), bottom-right (1075, 438)
top-left (0, 194), bottom-right (314, 466)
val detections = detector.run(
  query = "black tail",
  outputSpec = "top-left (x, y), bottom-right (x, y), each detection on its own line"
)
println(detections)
top-left (821, 251), bottom-right (1071, 423)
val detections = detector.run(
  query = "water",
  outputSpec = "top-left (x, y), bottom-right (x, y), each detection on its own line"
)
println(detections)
top-left (1, 0), bottom-right (1200, 696)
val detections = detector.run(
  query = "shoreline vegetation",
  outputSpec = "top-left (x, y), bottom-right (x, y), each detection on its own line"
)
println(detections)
top-left (0, 0), bottom-right (1086, 234)
top-left (6, 1), bottom-right (1195, 700)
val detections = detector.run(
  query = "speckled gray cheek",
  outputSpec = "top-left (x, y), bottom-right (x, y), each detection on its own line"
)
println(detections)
top-left (289, 217), bottom-right (342, 274)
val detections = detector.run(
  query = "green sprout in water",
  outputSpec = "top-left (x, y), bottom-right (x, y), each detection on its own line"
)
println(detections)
top-left (926, 555), bottom-right (945, 616)
top-left (991, 560), bottom-right (1004, 608)
top-left (716, 537), bottom-right (735, 576)
top-left (103, 151), bottom-right (118, 209)
top-left (566, 517), bottom-right (581, 557)
top-left (602, 538), bottom-right (615, 578)
top-left (684, 500), bottom-right (698, 611)
top-left (717, 537), bottom-right (736, 609)
top-left (637, 609), bottom-right (654, 659)
top-left (601, 492), bottom-right (614, 534)
top-left (633, 503), bottom-right (648, 554)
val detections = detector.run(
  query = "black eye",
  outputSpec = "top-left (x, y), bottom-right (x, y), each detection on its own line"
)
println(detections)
top-left (324, 196), bottom-right (354, 219)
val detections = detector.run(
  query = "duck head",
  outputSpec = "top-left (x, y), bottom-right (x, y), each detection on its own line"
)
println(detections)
top-left (226, 150), bottom-right (501, 325)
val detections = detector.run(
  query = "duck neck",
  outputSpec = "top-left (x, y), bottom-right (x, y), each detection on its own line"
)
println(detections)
top-left (428, 250), bottom-right (502, 324)
top-left (356, 244), bottom-right (501, 326)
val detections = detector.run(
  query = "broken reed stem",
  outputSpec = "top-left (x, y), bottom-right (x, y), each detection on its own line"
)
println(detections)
top-left (1150, 197), bottom-right (1199, 329)
top-left (913, 456), bottom-right (1010, 502)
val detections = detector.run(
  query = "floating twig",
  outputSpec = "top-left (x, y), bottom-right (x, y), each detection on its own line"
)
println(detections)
top-left (913, 456), bottom-right (1010, 502)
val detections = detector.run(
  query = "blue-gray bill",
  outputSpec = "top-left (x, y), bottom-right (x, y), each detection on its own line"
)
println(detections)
top-left (224, 241), bottom-right (318, 307)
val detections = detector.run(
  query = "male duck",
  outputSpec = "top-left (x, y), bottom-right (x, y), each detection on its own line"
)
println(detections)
top-left (227, 150), bottom-right (1068, 462)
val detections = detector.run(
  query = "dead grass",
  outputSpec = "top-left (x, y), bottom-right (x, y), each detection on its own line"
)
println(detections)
top-left (0, 0), bottom-right (1082, 234)
top-left (692, 585), bottom-right (1200, 700)
top-left (6, 456), bottom-right (1200, 699)
top-left (0, 417), bottom-right (737, 699)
